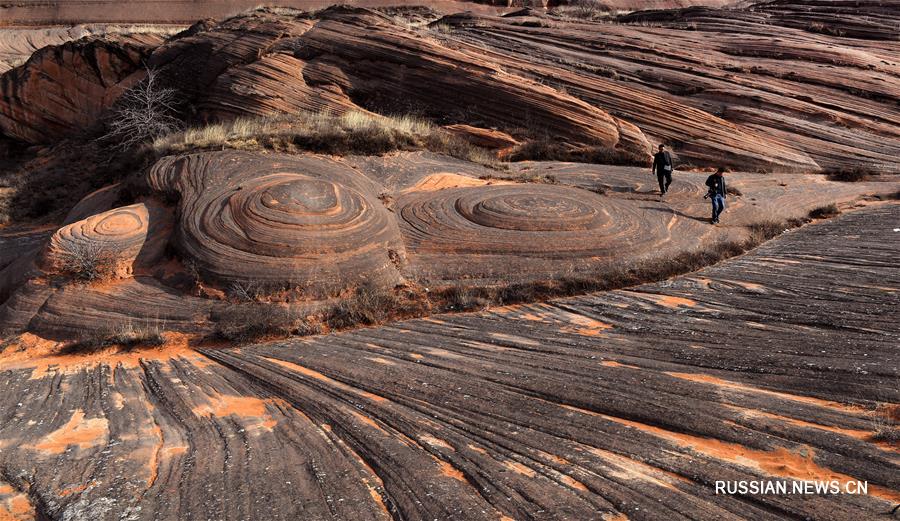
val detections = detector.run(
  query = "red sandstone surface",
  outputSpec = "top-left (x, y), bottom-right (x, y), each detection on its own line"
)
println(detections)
top-left (0, 2), bottom-right (898, 520)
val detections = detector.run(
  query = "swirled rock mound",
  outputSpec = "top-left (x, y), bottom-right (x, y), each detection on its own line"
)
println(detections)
top-left (398, 184), bottom-right (664, 282)
top-left (42, 201), bottom-right (172, 279)
top-left (0, 34), bottom-right (162, 144)
top-left (148, 151), bottom-right (405, 295)
top-left (148, 6), bottom-right (652, 163)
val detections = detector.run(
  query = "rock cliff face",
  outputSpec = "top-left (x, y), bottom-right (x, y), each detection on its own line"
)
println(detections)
top-left (4, 3), bottom-right (896, 172)
top-left (149, 6), bottom-right (652, 163)
top-left (0, 34), bottom-right (162, 143)
top-left (436, 3), bottom-right (900, 173)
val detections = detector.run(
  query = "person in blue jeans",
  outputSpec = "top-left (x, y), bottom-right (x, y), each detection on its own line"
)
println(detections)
top-left (704, 168), bottom-right (727, 224)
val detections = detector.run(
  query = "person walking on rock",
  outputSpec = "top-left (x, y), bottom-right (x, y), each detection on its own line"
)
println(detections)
top-left (705, 167), bottom-right (727, 224)
top-left (651, 144), bottom-right (674, 196)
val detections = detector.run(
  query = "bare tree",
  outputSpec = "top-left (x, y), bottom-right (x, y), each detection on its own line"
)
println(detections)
top-left (102, 67), bottom-right (182, 151)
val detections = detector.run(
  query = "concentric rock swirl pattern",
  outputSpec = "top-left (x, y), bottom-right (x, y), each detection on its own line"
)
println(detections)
top-left (42, 201), bottom-right (171, 278)
top-left (148, 151), bottom-right (404, 294)
top-left (399, 184), bottom-right (657, 257)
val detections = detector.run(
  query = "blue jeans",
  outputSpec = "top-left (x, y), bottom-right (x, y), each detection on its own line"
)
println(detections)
top-left (711, 195), bottom-right (725, 222)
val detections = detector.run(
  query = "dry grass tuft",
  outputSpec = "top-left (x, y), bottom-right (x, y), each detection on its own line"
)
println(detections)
top-left (825, 167), bottom-right (878, 182)
top-left (808, 203), bottom-right (840, 219)
top-left (63, 320), bottom-right (165, 352)
top-left (214, 303), bottom-right (321, 342)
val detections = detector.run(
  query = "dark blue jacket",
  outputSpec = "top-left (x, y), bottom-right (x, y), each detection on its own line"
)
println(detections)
top-left (705, 174), bottom-right (726, 197)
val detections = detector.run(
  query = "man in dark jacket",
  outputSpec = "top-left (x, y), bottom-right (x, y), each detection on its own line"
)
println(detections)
top-left (651, 144), bottom-right (674, 195)
top-left (704, 167), bottom-right (727, 224)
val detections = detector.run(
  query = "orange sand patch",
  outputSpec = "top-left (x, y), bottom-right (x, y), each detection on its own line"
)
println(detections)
top-left (504, 460), bottom-right (536, 477)
top-left (368, 357), bottom-right (396, 366)
top-left (731, 280), bottom-right (763, 291)
top-left (423, 347), bottom-right (463, 359)
top-left (743, 409), bottom-right (871, 440)
top-left (741, 409), bottom-right (898, 455)
top-left (560, 474), bottom-right (589, 491)
top-left (601, 514), bottom-right (629, 521)
top-left (352, 411), bottom-right (387, 434)
top-left (1, 332), bottom-right (202, 380)
top-left (563, 404), bottom-right (899, 503)
top-left (587, 445), bottom-right (688, 491)
top-left (666, 372), bottom-right (866, 414)
top-left (59, 482), bottom-right (95, 497)
top-left (405, 173), bottom-right (500, 192)
top-left (601, 361), bottom-right (639, 369)
top-left (562, 314), bottom-right (613, 336)
top-left (0, 493), bottom-right (34, 521)
top-left (420, 434), bottom-right (455, 451)
top-left (487, 333), bottom-right (537, 347)
top-left (653, 295), bottom-right (697, 308)
top-left (438, 460), bottom-right (468, 482)
top-left (468, 444), bottom-right (488, 455)
top-left (192, 395), bottom-right (268, 418)
top-left (410, 353), bottom-right (424, 360)
top-left (30, 409), bottom-right (108, 454)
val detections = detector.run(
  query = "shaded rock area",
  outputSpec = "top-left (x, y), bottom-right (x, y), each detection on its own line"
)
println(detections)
top-left (0, 33), bottom-right (162, 143)
top-left (0, 205), bottom-right (896, 521)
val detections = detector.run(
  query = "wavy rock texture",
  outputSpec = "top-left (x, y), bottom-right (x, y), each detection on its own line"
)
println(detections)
top-left (148, 151), bottom-right (406, 294)
top-left (42, 201), bottom-right (172, 278)
top-left (397, 183), bottom-right (667, 281)
top-left (0, 204), bottom-right (896, 520)
top-left (149, 6), bottom-right (652, 162)
top-left (436, 2), bottom-right (900, 173)
top-left (0, 33), bottom-right (162, 143)
top-left (1, 148), bottom-right (897, 340)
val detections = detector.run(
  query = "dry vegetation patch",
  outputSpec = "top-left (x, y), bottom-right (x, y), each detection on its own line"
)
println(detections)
top-left (151, 111), bottom-right (502, 168)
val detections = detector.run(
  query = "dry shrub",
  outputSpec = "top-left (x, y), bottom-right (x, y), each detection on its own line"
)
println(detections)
top-left (808, 203), bottom-right (840, 219)
top-left (57, 241), bottom-right (118, 281)
top-left (215, 303), bottom-right (321, 342)
top-left (825, 167), bottom-right (877, 182)
top-left (102, 67), bottom-right (183, 152)
top-left (326, 283), bottom-right (429, 330)
top-left (552, 0), bottom-right (615, 20)
top-left (506, 138), bottom-right (646, 166)
top-left (63, 320), bottom-right (165, 353)
top-left (747, 218), bottom-right (806, 244)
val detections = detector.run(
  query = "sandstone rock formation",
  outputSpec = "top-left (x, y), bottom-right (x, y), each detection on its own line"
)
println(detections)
top-left (0, 205), bottom-right (896, 520)
top-left (149, 6), bottom-right (652, 163)
top-left (0, 34), bottom-right (162, 143)
top-left (41, 201), bottom-right (172, 279)
top-left (438, 2), bottom-right (900, 172)
top-left (148, 151), bottom-right (405, 295)
top-left (397, 183), bottom-right (665, 281)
